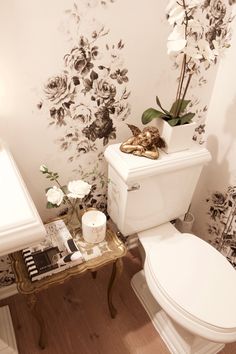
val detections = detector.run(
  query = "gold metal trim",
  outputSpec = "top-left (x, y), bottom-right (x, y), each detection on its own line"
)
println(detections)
top-left (10, 224), bottom-right (126, 295)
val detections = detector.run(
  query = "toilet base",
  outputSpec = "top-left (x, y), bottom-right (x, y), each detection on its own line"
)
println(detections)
top-left (131, 270), bottom-right (225, 354)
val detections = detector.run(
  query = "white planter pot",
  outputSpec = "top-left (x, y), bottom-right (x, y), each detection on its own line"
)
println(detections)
top-left (155, 118), bottom-right (197, 153)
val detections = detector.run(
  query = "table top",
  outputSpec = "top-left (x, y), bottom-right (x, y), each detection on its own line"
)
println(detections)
top-left (10, 223), bottom-right (126, 295)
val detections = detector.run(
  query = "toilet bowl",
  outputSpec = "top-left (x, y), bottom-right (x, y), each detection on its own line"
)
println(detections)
top-left (131, 222), bottom-right (236, 353)
top-left (104, 143), bottom-right (236, 353)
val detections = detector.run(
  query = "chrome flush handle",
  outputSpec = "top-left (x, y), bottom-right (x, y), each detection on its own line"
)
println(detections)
top-left (127, 183), bottom-right (140, 192)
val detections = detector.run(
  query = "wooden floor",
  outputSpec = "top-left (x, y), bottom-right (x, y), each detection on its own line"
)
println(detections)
top-left (1, 249), bottom-right (236, 354)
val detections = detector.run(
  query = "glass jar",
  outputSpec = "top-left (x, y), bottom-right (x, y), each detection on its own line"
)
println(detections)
top-left (65, 204), bottom-right (82, 238)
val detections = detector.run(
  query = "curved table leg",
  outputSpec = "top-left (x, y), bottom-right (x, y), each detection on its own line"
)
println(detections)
top-left (26, 293), bottom-right (46, 349)
top-left (91, 271), bottom-right (97, 279)
top-left (107, 258), bottom-right (123, 319)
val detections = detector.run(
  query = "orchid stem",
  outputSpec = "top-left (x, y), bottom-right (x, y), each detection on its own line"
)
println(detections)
top-left (176, 64), bottom-right (195, 117)
top-left (175, 54), bottom-right (185, 103)
top-left (174, 54), bottom-right (187, 118)
top-left (174, 0), bottom-right (188, 119)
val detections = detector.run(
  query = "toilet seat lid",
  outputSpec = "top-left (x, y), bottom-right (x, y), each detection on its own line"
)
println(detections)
top-left (147, 232), bottom-right (236, 329)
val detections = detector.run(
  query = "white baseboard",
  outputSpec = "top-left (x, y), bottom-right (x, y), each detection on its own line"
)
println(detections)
top-left (0, 305), bottom-right (18, 353)
top-left (0, 285), bottom-right (18, 301)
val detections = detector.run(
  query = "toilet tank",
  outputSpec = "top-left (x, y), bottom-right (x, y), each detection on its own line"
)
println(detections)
top-left (104, 143), bottom-right (211, 237)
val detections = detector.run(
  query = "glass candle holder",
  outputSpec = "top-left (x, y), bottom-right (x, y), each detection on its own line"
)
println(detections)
top-left (66, 205), bottom-right (82, 237)
top-left (82, 210), bottom-right (107, 244)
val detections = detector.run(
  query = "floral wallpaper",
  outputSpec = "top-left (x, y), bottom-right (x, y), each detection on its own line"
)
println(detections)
top-left (1, 0), bottom-right (130, 288)
top-left (0, 256), bottom-right (15, 287)
top-left (37, 0), bottom-right (236, 164)
top-left (206, 186), bottom-right (236, 268)
top-left (38, 1), bottom-right (130, 161)
top-left (175, 0), bottom-right (235, 144)
top-left (36, 0), bottom-right (130, 216)
top-left (0, 0), bottom-right (235, 290)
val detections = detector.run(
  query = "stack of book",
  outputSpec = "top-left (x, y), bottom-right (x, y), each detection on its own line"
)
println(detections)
top-left (22, 219), bottom-right (84, 282)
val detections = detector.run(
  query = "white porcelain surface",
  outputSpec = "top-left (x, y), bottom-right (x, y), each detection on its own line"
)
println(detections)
top-left (147, 232), bottom-right (236, 329)
top-left (105, 142), bottom-right (236, 346)
top-left (82, 210), bottom-right (106, 243)
top-left (105, 143), bottom-right (210, 183)
top-left (0, 141), bottom-right (45, 256)
top-left (105, 144), bottom-right (211, 236)
top-left (132, 270), bottom-right (225, 354)
top-left (139, 223), bottom-right (236, 343)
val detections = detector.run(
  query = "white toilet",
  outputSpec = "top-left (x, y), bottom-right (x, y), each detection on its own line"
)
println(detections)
top-left (104, 143), bottom-right (236, 354)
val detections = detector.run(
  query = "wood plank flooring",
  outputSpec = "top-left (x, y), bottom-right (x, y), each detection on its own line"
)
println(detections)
top-left (1, 249), bottom-right (236, 354)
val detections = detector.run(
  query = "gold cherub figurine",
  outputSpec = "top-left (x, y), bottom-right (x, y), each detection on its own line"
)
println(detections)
top-left (120, 124), bottom-right (166, 160)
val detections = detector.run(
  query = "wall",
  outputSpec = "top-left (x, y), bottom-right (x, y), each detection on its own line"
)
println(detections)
top-left (0, 0), bottom-right (227, 286)
top-left (0, 0), bottom-right (164, 221)
top-left (192, 13), bottom-right (236, 267)
top-left (0, 0), bottom-right (219, 220)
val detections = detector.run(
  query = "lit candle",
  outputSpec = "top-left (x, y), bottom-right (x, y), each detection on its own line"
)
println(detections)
top-left (82, 210), bottom-right (107, 244)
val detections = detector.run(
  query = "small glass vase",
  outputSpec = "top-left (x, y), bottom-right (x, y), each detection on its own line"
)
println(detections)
top-left (65, 205), bottom-right (82, 238)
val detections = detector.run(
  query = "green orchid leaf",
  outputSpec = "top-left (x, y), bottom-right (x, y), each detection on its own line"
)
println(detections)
top-left (170, 99), bottom-right (180, 115)
top-left (46, 201), bottom-right (58, 209)
top-left (141, 108), bottom-right (165, 124)
top-left (156, 96), bottom-right (170, 114)
top-left (179, 100), bottom-right (191, 113)
top-left (170, 99), bottom-right (191, 115)
top-left (155, 96), bottom-right (164, 110)
top-left (163, 114), bottom-right (173, 120)
top-left (168, 118), bottom-right (180, 126)
top-left (180, 112), bottom-right (195, 125)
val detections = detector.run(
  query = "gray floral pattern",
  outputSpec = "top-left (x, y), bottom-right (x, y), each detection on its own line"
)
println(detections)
top-left (0, 255), bottom-right (15, 288)
top-left (0, 0), bottom-right (127, 290)
top-left (206, 186), bottom-right (236, 268)
top-left (171, 0), bottom-right (234, 143)
top-left (39, 1), bottom-right (130, 162)
top-left (37, 0), bottom-right (131, 219)
top-left (87, 0), bottom-right (116, 5)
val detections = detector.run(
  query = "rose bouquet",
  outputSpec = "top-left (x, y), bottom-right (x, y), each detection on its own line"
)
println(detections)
top-left (142, 0), bottom-right (234, 127)
top-left (40, 165), bottom-right (92, 230)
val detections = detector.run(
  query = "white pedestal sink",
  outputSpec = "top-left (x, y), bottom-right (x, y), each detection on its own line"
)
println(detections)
top-left (0, 140), bottom-right (46, 353)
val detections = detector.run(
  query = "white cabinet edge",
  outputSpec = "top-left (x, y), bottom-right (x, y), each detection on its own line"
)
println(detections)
top-left (0, 140), bottom-right (46, 256)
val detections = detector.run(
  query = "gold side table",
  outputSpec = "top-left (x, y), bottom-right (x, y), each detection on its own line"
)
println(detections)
top-left (10, 224), bottom-right (126, 349)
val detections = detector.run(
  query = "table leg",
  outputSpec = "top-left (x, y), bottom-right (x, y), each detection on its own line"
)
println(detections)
top-left (26, 293), bottom-right (46, 349)
top-left (91, 271), bottom-right (97, 279)
top-left (107, 258), bottom-right (123, 319)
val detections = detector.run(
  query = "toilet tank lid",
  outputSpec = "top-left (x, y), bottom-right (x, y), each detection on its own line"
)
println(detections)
top-left (104, 143), bottom-right (211, 183)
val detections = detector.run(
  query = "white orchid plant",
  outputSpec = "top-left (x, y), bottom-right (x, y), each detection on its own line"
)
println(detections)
top-left (142, 0), bottom-right (233, 126)
top-left (40, 165), bottom-right (92, 215)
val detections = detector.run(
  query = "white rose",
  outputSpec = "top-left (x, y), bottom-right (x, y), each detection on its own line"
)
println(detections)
top-left (67, 180), bottom-right (92, 199)
top-left (46, 186), bottom-right (64, 206)
top-left (40, 164), bottom-right (48, 172)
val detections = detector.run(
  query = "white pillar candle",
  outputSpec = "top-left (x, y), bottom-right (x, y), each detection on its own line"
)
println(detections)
top-left (82, 210), bottom-right (107, 244)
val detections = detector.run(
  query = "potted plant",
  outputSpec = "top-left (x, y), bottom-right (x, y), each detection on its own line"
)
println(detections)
top-left (142, 0), bottom-right (234, 153)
